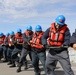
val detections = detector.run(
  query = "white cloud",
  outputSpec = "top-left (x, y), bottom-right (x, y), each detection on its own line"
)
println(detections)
top-left (0, 0), bottom-right (44, 9)
top-left (0, 0), bottom-right (76, 34)
top-left (0, 0), bottom-right (76, 21)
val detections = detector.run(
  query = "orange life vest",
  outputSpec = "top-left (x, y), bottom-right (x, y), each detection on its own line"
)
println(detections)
top-left (47, 23), bottom-right (68, 46)
top-left (8, 35), bottom-right (15, 45)
top-left (24, 30), bottom-right (33, 36)
top-left (0, 35), bottom-right (6, 45)
top-left (15, 33), bottom-right (23, 43)
top-left (31, 31), bottom-right (44, 49)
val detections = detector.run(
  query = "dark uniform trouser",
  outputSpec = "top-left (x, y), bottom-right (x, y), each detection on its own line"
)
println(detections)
top-left (16, 48), bottom-right (31, 72)
top-left (0, 46), bottom-right (7, 60)
top-left (19, 48), bottom-right (29, 65)
top-left (0, 46), bottom-right (3, 59)
top-left (11, 48), bottom-right (22, 63)
top-left (2, 46), bottom-right (7, 60)
top-left (31, 51), bottom-right (46, 75)
top-left (46, 50), bottom-right (74, 75)
top-left (7, 46), bottom-right (14, 62)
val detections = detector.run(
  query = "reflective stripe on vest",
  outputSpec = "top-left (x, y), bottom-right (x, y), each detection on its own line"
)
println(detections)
top-left (48, 23), bottom-right (68, 46)
top-left (15, 33), bottom-right (23, 43)
top-left (31, 31), bottom-right (44, 49)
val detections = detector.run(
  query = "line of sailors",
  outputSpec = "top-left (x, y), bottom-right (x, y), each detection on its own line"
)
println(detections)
top-left (0, 25), bottom-right (46, 75)
top-left (0, 15), bottom-right (76, 75)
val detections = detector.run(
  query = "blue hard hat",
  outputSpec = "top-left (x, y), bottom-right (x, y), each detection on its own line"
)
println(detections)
top-left (26, 25), bottom-right (32, 31)
top-left (17, 28), bottom-right (22, 33)
top-left (35, 25), bottom-right (42, 31)
top-left (6, 33), bottom-right (10, 36)
top-left (0, 32), bottom-right (4, 37)
top-left (55, 15), bottom-right (65, 25)
top-left (10, 31), bottom-right (14, 35)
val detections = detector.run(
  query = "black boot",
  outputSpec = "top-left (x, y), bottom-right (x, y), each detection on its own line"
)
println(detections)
top-left (16, 63), bottom-right (22, 73)
top-left (9, 62), bottom-right (16, 68)
top-left (24, 62), bottom-right (28, 70)
top-left (35, 72), bottom-right (40, 75)
top-left (24, 64), bottom-right (28, 70)
top-left (3, 59), bottom-right (8, 62)
top-left (7, 61), bottom-right (12, 65)
top-left (16, 67), bottom-right (21, 73)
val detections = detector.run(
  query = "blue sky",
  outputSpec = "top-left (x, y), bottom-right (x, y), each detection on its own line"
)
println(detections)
top-left (0, 0), bottom-right (76, 35)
